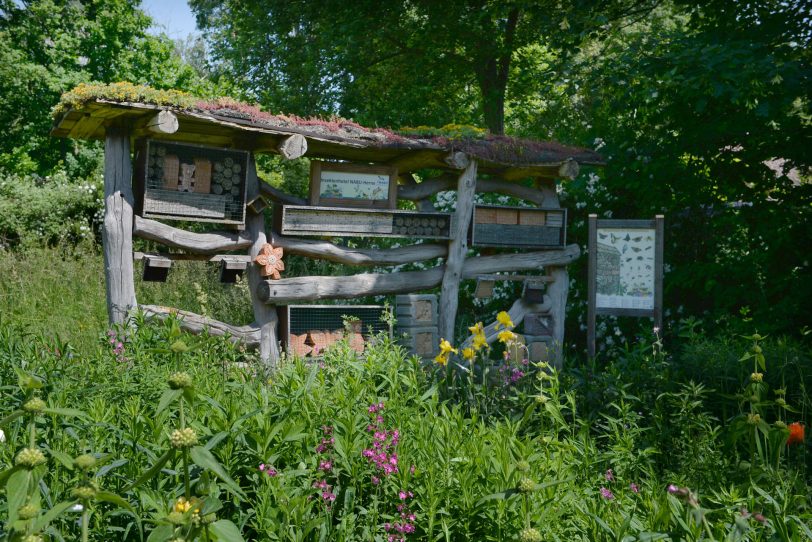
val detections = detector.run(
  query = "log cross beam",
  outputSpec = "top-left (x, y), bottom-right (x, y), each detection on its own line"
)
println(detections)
top-left (439, 158), bottom-right (477, 341)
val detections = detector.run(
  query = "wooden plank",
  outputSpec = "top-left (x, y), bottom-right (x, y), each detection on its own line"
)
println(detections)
top-left (257, 241), bottom-right (579, 303)
top-left (102, 124), bottom-right (137, 324)
top-left (133, 216), bottom-right (252, 253)
top-left (246, 156), bottom-right (280, 369)
top-left (439, 159), bottom-right (477, 342)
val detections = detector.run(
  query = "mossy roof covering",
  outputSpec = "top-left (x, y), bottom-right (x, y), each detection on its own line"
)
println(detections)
top-left (52, 82), bottom-right (603, 177)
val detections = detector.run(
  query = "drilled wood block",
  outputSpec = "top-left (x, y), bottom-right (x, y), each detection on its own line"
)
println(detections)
top-left (496, 208), bottom-right (518, 224)
top-left (475, 207), bottom-right (498, 224)
top-left (527, 341), bottom-right (551, 362)
top-left (518, 209), bottom-right (546, 226)
top-left (163, 154), bottom-right (179, 189)
top-left (194, 157), bottom-right (212, 194)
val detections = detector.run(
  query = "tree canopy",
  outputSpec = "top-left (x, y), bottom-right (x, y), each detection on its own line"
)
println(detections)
top-left (0, 0), bottom-right (203, 174)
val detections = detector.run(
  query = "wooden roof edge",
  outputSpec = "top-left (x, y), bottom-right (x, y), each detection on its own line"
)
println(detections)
top-left (51, 99), bottom-right (605, 171)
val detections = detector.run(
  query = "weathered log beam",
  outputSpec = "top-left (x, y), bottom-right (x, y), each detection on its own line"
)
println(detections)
top-left (140, 305), bottom-right (260, 344)
top-left (133, 251), bottom-right (252, 263)
top-left (258, 178), bottom-right (307, 205)
top-left (103, 124), bottom-right (137, 324)
top-left (439, 159), bottom-right (477, 341)
top-left (276, 134), bottom-right (308, 159)
top-left (134, 216), bottom-right (252, 254)
top-left (399, 174), bottom-right (437, 212)
top-left (398, 175), bottom-right (546, 206)
top-left (269, 232), bottom-right (447, 266)
top-left (258, 244), bottom-right (580, 304)
top-left (146, 110), bottom-right (179, 134)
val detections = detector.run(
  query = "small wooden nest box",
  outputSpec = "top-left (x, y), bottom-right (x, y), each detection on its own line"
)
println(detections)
top-left (142, 255), bottom-right (171, 282)
top-left (219, 257), bottom-right (248, 284)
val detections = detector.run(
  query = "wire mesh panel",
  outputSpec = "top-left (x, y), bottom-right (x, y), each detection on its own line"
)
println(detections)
top-left (281, 305), bottom-right (392, 358)
top-left (137, 140), bottom-right (248, 226)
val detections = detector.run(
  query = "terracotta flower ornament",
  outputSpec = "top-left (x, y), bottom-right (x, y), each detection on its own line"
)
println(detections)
top-left (254, 243), bottom-right (285, 279)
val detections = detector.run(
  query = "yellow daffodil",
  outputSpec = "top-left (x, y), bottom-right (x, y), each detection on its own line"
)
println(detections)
top-left (468, 322), bottom-right (484, 336)
top-left (496, 311), bottom-right (514, 330)
top-left (439, 338), bottom-right (458, 356)
top-left (497, 329), bottom-right (517, 344)
top-left (462, 347), bottom-right (475, 360)
top-left (434, 353), bottom-right (448, 366)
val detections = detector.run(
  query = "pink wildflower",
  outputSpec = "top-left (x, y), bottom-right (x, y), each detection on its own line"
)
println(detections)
top-left (629, 482), bottom-right (639, 493)
top-left (600, 487), bottom-right (614, 500)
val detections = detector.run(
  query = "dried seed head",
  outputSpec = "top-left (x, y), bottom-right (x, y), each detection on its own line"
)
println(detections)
top-left (747, 413), bottom-right (761, 426)
top-left (519, 527), bottom-right (542, 542)
top-left (774, 420), bottom-right (787, 428)
top-left (170, 340), bottom-right (190, 354)
top-left (73, 454), bottom-right (97, 470)
top-left (516, 460), bottom-right (531, 472)
top-left (23, 397), bottom-right (46, 413)
top-left (518, 477), bottom-right (536, 493)
top-left (19, 503), bottom-right (40, 520)
top-left (750, 372), bottom-right (763, 383)
top-left (15, 447), bottom-right (46, 468)
top-left (71, 485), bottom-right (97, 500)
top-left (168, 372), bottom-right (193, 389)
top-left (170, 427), bottom-right (198, 449)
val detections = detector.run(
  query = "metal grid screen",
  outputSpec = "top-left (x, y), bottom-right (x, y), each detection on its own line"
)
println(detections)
top-left (285, 305), bottom-right (392, 357)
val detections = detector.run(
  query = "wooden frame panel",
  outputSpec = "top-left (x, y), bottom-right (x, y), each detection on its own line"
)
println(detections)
top-left (588, 215), bottom-right (664, 357)
top-left (309, 161), bottom-right (398, 209)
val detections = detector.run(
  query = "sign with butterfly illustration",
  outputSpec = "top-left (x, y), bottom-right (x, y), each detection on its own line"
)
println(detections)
top-left (587, 215), bottom-right (664, 357)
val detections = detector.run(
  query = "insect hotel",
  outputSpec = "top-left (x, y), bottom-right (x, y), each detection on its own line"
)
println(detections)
top-left (51, 84), bottom-right (602, 369)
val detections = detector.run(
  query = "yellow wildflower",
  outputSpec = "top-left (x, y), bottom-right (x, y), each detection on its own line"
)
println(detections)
top-left (434, 353), bottom-right (448, 366)
top-left (472, 333), bottom-right (489, 351)
top-left (468, 322), bottom-right (484, 336)
top-left (497, 330), bottom-right (517, 344)
top-left (439, 338), bottom-right (458, 356)
top-left (174, 497), bottom-right (192, 513)
top-left (462, 348), bottom-right (475, 361)
top-left (495, 311), bottom-right (514, 330)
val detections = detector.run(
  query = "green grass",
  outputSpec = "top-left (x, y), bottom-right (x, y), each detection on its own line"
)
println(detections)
top-left (0, 244), bottom-right (107, 351)
top-left (0, 243), bottom-right (253, 353)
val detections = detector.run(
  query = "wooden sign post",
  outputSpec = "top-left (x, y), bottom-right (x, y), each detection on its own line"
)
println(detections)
top-left (587, 214), bottom-right (664, 358)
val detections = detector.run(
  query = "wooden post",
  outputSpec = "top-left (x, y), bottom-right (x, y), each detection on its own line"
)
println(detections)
top-left (546, 266), bottom-right (569, 370)
top-left (654, 214), bottom-right (665, 332)
top-left (587, 213), bottom-right (598, 358)
top-left (245, 155), bottom-right (280, 369)
top-left (102, 124), bottom-right (137, 325)
top-left (438, 158), bottom-right (477, 342)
